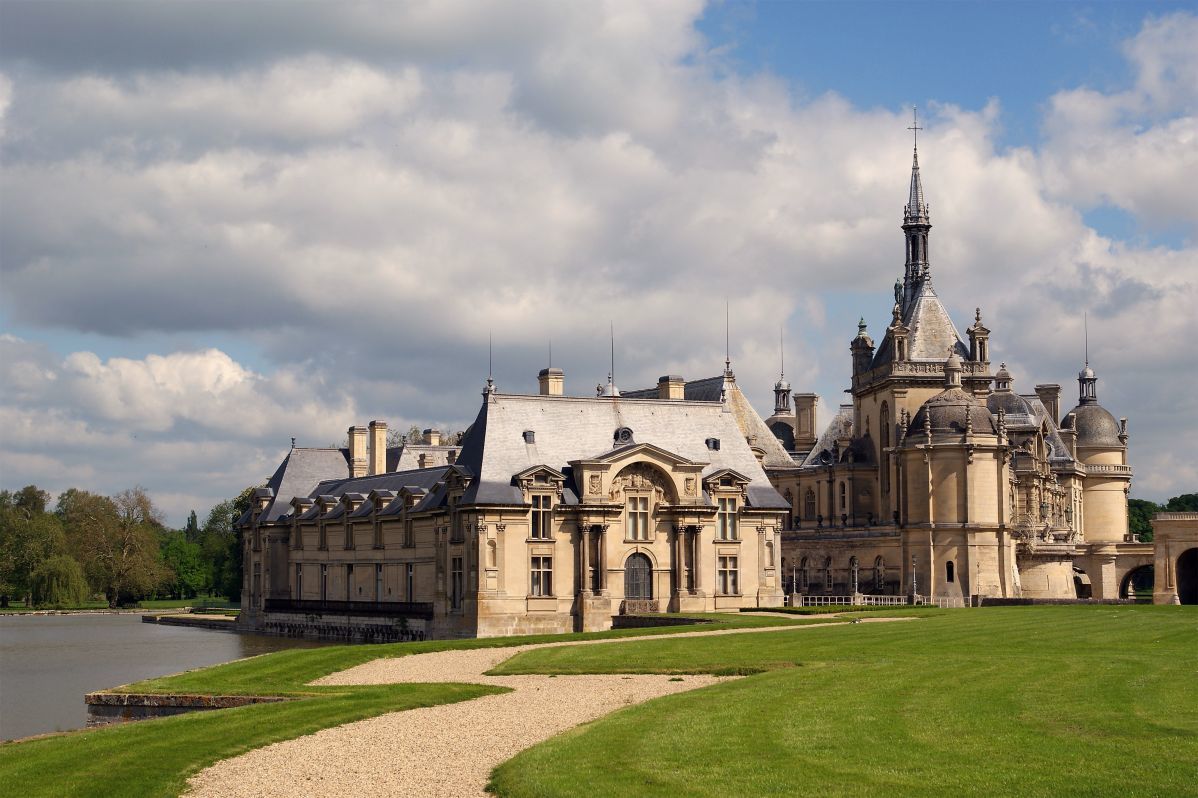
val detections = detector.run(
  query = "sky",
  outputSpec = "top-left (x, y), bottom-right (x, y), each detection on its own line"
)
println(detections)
top-left (0, 0), bottom-right (1195, 525)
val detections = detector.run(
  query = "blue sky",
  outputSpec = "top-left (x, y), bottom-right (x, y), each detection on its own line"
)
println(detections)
top-left (1, 1), bottom-right (1195, 520)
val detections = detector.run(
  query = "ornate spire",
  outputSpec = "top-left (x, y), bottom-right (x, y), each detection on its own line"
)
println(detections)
top-left (900, 107), bottom-right (932, 311)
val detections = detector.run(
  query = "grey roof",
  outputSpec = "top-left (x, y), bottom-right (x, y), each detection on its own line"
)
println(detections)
top-left (455, 392), bottom-right (788, 509)
top-left (1061, 403), bottom-right (1123, 449)
top-left (801, 405), bottom-right (854, 467)
top-left (387, 444), bottom-right (460, 472)
top-left (987, 389), bottom-right (1038, 428)
top-left (258, 447), bottom-right (350, 523)
top-left (624, 374), bottom-right (795, 468)
top-left (909, 387), bottom-right (996, 437)
top-left (1022, 394), bottom-right (1075, 462)
top-left (871, 281), bottom-right (970, 368)
top-left (309, 467), bottom-right (452, 504)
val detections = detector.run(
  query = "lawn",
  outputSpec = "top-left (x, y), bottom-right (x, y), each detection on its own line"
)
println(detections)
top-left (0, 611), bottom-right (828, 797)
top-left (488, 606), bottom-right (1198, 798)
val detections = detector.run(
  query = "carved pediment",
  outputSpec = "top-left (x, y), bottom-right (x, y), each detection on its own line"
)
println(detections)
top-left (609, 462), bottom-right (675, 503)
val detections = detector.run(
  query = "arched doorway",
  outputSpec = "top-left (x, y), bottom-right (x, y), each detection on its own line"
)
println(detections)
top-left (1119, 565), bottom-right (1154, 602)
top-left (1178, 548), bottom-right (1198, 605)
top-left (624, 553), bottom-right (653, 600)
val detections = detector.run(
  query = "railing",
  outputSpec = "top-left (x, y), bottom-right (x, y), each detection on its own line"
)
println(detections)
top-left (791, 594), bottom-right (968, 608)
top-left (1084, 464), bottom-right (1132, 476)
top-left (264, 599), bottom-right (434, 619)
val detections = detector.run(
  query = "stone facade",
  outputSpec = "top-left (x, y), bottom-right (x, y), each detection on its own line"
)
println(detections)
top-left (1151, 513), bottom-right (1198, 604)
top-left (240, 376), bottom-right (787, 639)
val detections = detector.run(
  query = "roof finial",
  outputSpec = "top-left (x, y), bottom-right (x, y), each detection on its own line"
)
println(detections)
top-left (908, 105), bottom-right (922, 152)
top-left (610, 321), bottom-right (615, 387)
top-left (779, 324), bottom-right (785, 379)
top-left (290, 436), bottom-right (296, 449)
top-left (488, 331), bottom-right (493, 380)
top-left (1084, 311), bottom-right (1089, 368)
top-left (725, 300), bottom-right (731, 374)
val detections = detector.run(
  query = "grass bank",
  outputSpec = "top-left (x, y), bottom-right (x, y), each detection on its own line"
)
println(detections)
top-left (0, 611), bottom-right (829, 797)
top-left (489, 605), bottom-right (1198, 797)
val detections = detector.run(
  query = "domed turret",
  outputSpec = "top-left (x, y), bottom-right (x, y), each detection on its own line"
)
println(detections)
top-left (987, 362), bottom-right (1035, 420)
top-left (909, 351), bottom-right (996, 437)
top-left (1060, 362), bottom-right (1123, 449)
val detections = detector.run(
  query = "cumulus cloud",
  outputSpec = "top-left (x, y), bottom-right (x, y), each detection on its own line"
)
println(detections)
top-left (0, 3), bottom-right (1195, 520)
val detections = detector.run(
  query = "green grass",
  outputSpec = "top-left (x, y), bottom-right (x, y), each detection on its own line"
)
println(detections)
top-left (0, 611), bottom-right (823, 796)
top-left (488, 606), bottom-right (1198, 798)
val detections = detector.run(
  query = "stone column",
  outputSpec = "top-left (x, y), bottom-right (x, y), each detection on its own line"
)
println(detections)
top-left (581, 525), bottom-right (592, 595)
top-left (598, 525), bottom-right (608, 592)
top-left (672, 525), bottom-right (684, 596)
top-left (692, 526), bottom-right (703, 594)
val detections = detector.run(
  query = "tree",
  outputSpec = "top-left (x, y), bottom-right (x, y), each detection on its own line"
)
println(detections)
top-left (160, 530), bottom-right (205, 599)
top-left (183, 510), bottom-right (201, 543)
top-left (1128, 499), bottom-right (1159, 542)
top-left (59, 487), bottom-right (169, 607)
top-left (0, 486), bottom-right (65, 606)
top-left (405, 425), bottom-right (423, 445)
top-left (30, 555), bottom-right (90, 606)
top-left (199, 486), bottom-right (257, 601)
top-left (1165, 493), bottom-right (1198, 512)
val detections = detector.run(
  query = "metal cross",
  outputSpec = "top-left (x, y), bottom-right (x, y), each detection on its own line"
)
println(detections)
top-left (908, 106), bottom-right (922, 150)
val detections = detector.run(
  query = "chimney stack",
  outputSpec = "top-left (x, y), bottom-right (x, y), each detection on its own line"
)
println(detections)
top-left (422, 428), bottom-right (441, 446)
top-left (657, 375), bottom-right (685, 400)
top-left (538, 367), bottom-right (564, 396)
top-left (793, 393), bottom-right (819, 451)
top-left (348, 425), bottom-right (367, 478)
top-left (368, 420), bottom-right (387, 475)
top-left (1034, 384), bottom-right (1061, 425)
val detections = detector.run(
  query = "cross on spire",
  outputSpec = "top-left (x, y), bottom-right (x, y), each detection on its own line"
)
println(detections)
top-left (908, 105), bottom-right (922, 151)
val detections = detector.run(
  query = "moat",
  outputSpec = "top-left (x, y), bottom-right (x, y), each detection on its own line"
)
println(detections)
top-left (0, 613), bottom-right (323, 741)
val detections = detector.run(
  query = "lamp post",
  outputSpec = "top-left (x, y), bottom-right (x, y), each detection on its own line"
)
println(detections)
top-left (910, 554), bottom-right (917, 602)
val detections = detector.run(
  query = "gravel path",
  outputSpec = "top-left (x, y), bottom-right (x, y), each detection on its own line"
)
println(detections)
top-left (186, 619), bottom-right (908, 798)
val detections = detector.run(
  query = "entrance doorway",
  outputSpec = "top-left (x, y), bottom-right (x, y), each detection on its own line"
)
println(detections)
top-left (1178, 548), bottom-right (1198, 605)
top-left (1119, 565), bottom-right (1154, 601)
top-left (624, 553), bottom-right (652, 599)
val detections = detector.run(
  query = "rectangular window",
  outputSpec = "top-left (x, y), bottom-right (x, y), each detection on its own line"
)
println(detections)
top-left (318, 523), bottom-right (328, 551)
top-left (320, 564), bottom-right (328, 600)
top-left (346, 564), bottom-right (354, 601)
top-left (718, 556), bottom-right (739, 595)
top-left (375, 563), bottom-right (383, 602)
top-left (373, 520), bottom-right (383, 549)
top-left (530, 555), bottom-right (553, 597)
top-left (403, 519), bottom-right (414, 548)
top-left (344, 522), bottom-right (354, 550)
top-left (295, 564), bottom-right (303, 599)
top-left (450, 515), bottom-right (465, 544)
top-left (451, 557), bottom-right (464, 609)
top-left (717, 498), bottom-right (738, 540)
top-left (627, 496), bottom-right (650, 541)
top-left (292, 524), bottom-right (302, 550)
top-left (405, 563), bottom-right (414, 600)
top-left (531, 494), bottom-right (553, 539)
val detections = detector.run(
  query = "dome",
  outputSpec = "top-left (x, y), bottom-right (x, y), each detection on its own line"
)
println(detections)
top-left (994, 362), bottom-right (1011, 382)
top-left (909, 387), bottom-right (996, 438)
top-left (1061, 403), bottom-right (1123, 449)
top-left (774, 378), bottom-right (791, 392)
top-left (987, 389), bottom-right (1034, 421)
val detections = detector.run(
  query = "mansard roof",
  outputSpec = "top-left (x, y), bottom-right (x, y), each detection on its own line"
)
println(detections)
top-left (455, 392), bottom-right (788, 510)
top-left (257, 447), bottom-right (350, 524)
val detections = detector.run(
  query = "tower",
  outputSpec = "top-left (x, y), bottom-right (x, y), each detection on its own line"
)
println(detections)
top-left (901, 109), bottom-right (931, 312)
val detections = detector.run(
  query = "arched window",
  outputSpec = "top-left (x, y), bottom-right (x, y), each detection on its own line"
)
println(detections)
top-left (849, 556), bottom-right (860, 592)
top-left (799, 556), bottom-right (809, 591)
top-left (839, 482), bottom-right (846, 511)
top-left (880, 402), bottom-right (890, 449)
top-left (824, 556), bottom-right (833, 592)
top-left (874, 556), bottom-right (885, 592)
top-left (804, 489), bottom-right (816, 520)
top-left (946, 560), bottom-right (955, 583)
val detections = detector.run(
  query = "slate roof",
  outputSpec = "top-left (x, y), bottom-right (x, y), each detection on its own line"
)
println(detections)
top-left (800, 405), bottom-right (854, 467)
top-left (258, 447), bottom-right (350, 523)
top-left (455, 392), bottom-right (788, 510)
top-left (623, 374), bottom-right (795, 469)
top-left (308, 467), bottom-right (452, 505)
top-left (387, 444), bottom-right (460, 472)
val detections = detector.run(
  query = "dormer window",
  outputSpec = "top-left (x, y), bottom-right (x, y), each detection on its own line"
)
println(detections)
top-left (523, 430), bottom-right (536, 443)
top-left (614, 427), bottom-right (634, 445)
top-left (706, 437), bottom-right (721, 451)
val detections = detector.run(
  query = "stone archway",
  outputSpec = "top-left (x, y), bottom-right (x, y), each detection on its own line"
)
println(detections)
top-left (1119, 565), bottom-right (1154, 601)
top-left (1177, 548), bottom-right (1198, 605)
top-left (624, 553), bottom-right (653, 600)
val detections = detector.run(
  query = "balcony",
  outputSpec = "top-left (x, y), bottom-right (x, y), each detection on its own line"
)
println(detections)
top-left (264, 599), bottom-right (434, 619)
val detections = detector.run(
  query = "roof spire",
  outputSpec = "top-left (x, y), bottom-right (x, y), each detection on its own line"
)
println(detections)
top-left (724, 300), bottom-right (732, 375)
top-left (905, 107), bottom-right (928, 224)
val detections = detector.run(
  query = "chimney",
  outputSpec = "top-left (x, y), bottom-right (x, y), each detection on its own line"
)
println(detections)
top-left (447, 449), bottom-right (458, 465)
top-left (538, 367), bottom-right (564, 396)
top-left (348, 425), bottom-right (367, 478)
top-left (422, 428), bottom-right (441, 446)
top-left (793, 393), bottom-right (819, 450)
top-left (1034, 384), bottom-right (1061, 425)
top-left (368, 420), bottom-right (387, 475)
top-left (657, 375), bottom-right (685, 400)
top-left (417, 453), bottom-right (428, 469)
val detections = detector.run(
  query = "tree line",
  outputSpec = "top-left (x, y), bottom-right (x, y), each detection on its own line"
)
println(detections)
top-left (0, 484), bottom-right (255, 608)
top-left (1128, 493), bottom-right (1198, 541)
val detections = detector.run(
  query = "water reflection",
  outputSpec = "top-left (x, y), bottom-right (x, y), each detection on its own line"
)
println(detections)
top-left (0, 613), bottom-right (325, 740)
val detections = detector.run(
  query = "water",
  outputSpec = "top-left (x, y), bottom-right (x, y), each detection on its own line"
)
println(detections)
top-left (0, 613), bottom-right (324, 740)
